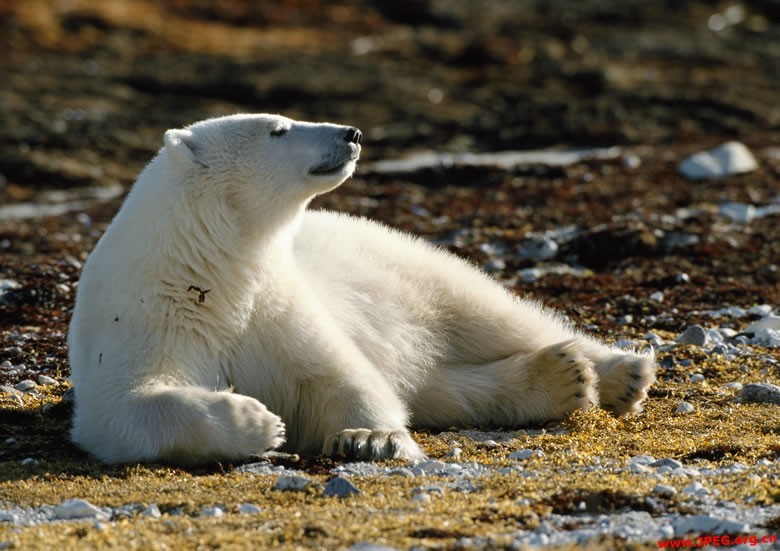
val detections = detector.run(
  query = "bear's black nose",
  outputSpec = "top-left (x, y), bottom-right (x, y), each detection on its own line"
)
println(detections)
top-left (344, 127), bottom-right (362, 145)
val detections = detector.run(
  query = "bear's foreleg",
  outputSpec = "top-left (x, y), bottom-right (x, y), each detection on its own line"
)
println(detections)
top-left (72, 383), bottom-right (285, 465)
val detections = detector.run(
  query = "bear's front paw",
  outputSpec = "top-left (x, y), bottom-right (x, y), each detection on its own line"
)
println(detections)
top-left (323, 428), bottom-right (425, 461)
top-left (210, 393), bottom-right (286, 458)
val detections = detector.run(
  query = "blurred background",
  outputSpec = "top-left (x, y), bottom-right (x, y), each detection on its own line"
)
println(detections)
top-left (1, 0), bottom-right (778, 192)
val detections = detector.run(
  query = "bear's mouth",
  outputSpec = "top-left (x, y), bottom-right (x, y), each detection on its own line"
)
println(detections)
top-left (309, 161), bottom-right (350, 176)
top-left (309, 151), bottom-right (360, 176)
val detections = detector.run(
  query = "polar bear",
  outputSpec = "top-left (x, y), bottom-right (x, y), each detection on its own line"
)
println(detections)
top-left (68, 114), bottom-right (656, 465)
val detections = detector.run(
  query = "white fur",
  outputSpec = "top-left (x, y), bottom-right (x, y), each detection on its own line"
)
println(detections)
top-left (68, 114), bottom-right (656, 465)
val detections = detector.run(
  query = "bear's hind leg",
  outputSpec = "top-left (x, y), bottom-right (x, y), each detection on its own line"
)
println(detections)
top-left (72, 383), bottom-right (285, 465)
top-left (410, 339), bottom-right (598, 429)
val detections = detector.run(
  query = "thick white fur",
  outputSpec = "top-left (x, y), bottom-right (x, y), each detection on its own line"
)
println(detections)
top-left (68, 114), bottom-right (656, 465)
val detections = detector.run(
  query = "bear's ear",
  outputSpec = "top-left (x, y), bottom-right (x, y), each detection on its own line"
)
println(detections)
top-left (164, 129), bottom-right (208, 168)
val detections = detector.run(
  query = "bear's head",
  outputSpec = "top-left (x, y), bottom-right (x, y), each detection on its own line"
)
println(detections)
top-left (162, 114), bottom-right (362, 221)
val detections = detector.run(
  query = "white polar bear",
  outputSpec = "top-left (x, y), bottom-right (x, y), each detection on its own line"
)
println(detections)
top-left (68, 114), bottom-right (656, 465)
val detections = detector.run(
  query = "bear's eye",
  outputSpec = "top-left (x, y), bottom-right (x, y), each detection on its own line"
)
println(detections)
top-left (270, 127), bottom-right (288, 137)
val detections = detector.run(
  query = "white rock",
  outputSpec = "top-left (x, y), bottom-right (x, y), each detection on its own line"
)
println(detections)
top-left (323, 476), bottom-right (360, 498)
top-left (739, 383), bottom-right (780, 405)
top-left (672, 514), bottom-right (749, 536)
top-left (238, 503), bottom-right (262, 515)
top-left (628, 455), bottom-right (657, 466)
top-left (747, 304), bottom-right (773, 316)
top-left (412, 492), bottom-right (431, 503)
top-left (652, 484), bottom-right (677, 496)
top-left (678, 141), bottom-right (758, 180)
top-left (200, 506), bottom-right (224, 518)
top-left (721, 381), bottom-right (743, 391)
top-left (649, 291), bottom-right (664, 303)
top-left (509, 449), bottom-right (543, 460)
top-left (745, 315), bottom-right (780, 333)
top-left (676, 402), bottom-right (695, 414)
top-left (651, 458), bottom-right (683, 469)
top-left (519, 236), bottom-right (558, 260)
top-left (14, 380), bottom-right (37, 392)
top-left (37, 375), bottom-right (57, 386)
top-left (444, 446), bottom-right (462, 459)
top-left (141, 504), bottom-right (161, 518)
top-left (676, 325), bottom-right (708, 346)
top-left (274, 475), bottom-right (312, 492)
top-left (719, 202), bottom-right (756, 223)
top-left (54, 499), bottom-right (109, 520)
top-left (682, 481), bottom-right (709, 496)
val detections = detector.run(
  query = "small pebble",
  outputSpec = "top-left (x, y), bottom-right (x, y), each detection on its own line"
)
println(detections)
top-left (676, 402), bottom-right (695, 414)
top-left (676, 325), bottom-right (708, 346)
top-left (141, 504), bottom-right (161, 518)
top-left (14, 380), bottom-right (37, 392)
top-left (682, 481), bottom-right (709, 496)
top-left (689, 373), bottom-right (705, 383)
top-left (37, 375), bottom-right (57, 386)
top-left (651, 458), bottom-right (683, 470)
top-left (444, 446), bottom-right (462, 459)
top-left (744, 315), bottom-right (780, 333)
top-left (678, 141), bottom-right (758, 180)
top-left (649, 291), bottom-right (664, 302)
top-left (274, 475), bottom-right (312, 492)
top-left (738, 383), bottom-right (780, 405)
top-left (54, 499), bottom-right (109, 520)
top-left (628, 455), bottom-right (656, 466)
top-left (323, 476), bottom-right (360, 498)
top-left (509, 449), bottom-right (543, 461)
top-left (672, 515), bottom-right (749, 537)
top-left (721, 381), bottom-right (743, 391)
top-left (200, 506), bottom-right (224, 518)
top-left (652, 484), bottom-right (677, 497)
top-left (412, 493), bottom-right (431, 503)
top-left (238, 503), bottom-right (262, 515)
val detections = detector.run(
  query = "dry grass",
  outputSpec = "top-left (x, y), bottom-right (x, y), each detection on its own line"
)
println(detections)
top-left (1, 343), bottom-right (778, 550)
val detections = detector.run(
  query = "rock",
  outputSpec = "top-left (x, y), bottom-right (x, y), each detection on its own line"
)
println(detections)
top-left (348, 543), bottom-right (400, 551)
top-left (19, 457), bottom-right (39, 467)
top-left (652, 484), bottom-right (677, 497)
top-left (37, 375), bottom-right (57, 386)
top-left (14, 380), bottom-right (37, 392)
top-left (411, 459), bottom-right (446, 475)
top-left (483, 258), bottom-right (505, 273)
top-left (721, 381), bottom-right (743, 391)
top-left (738, 383), bottom-right (780, 405)
top-left (651, 458), bottom-right (683, 470)
top-left (444, 446), bottom-right (462, 459)
top-left (678, 141), bottom-right (758, 180)
top-left (744, 315), bottom-right (780, 333)
top-left (675, 325), bottom-right (708, 346)
top-left (719, 202), bottom-right (755, 223)
top-left (509, 449), bottom-right (543, 460)
top-left (200, 506), bottom-right (224, 517)
top-left (141, 504), bottom-right (161, 518)
top-left (681, 481), bottom-right (709, 496)
top-left (323, 476), bottom-right (360, 498)
top-left (412, 492), bottom-right (431, 503)
top-left (54, 499), bottom-right (109, 520)
top-left (689, 373), bottom-right (705, 383)
top-left (518, 235), bottom-right (559, 261)
top-left (672, 514), bottom-right (750, 537)
top-left (676, 402), bottom-right (695, 414)
top-left (238, 503), bottom-right (262, 515)
top-left (274, 475), bottom-right (313, 492)
top-left (628, 455), bottom-right (656, 466)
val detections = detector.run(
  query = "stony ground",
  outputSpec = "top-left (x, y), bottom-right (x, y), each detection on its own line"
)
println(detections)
top-left (1, 1), bottom-right (779, 549)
